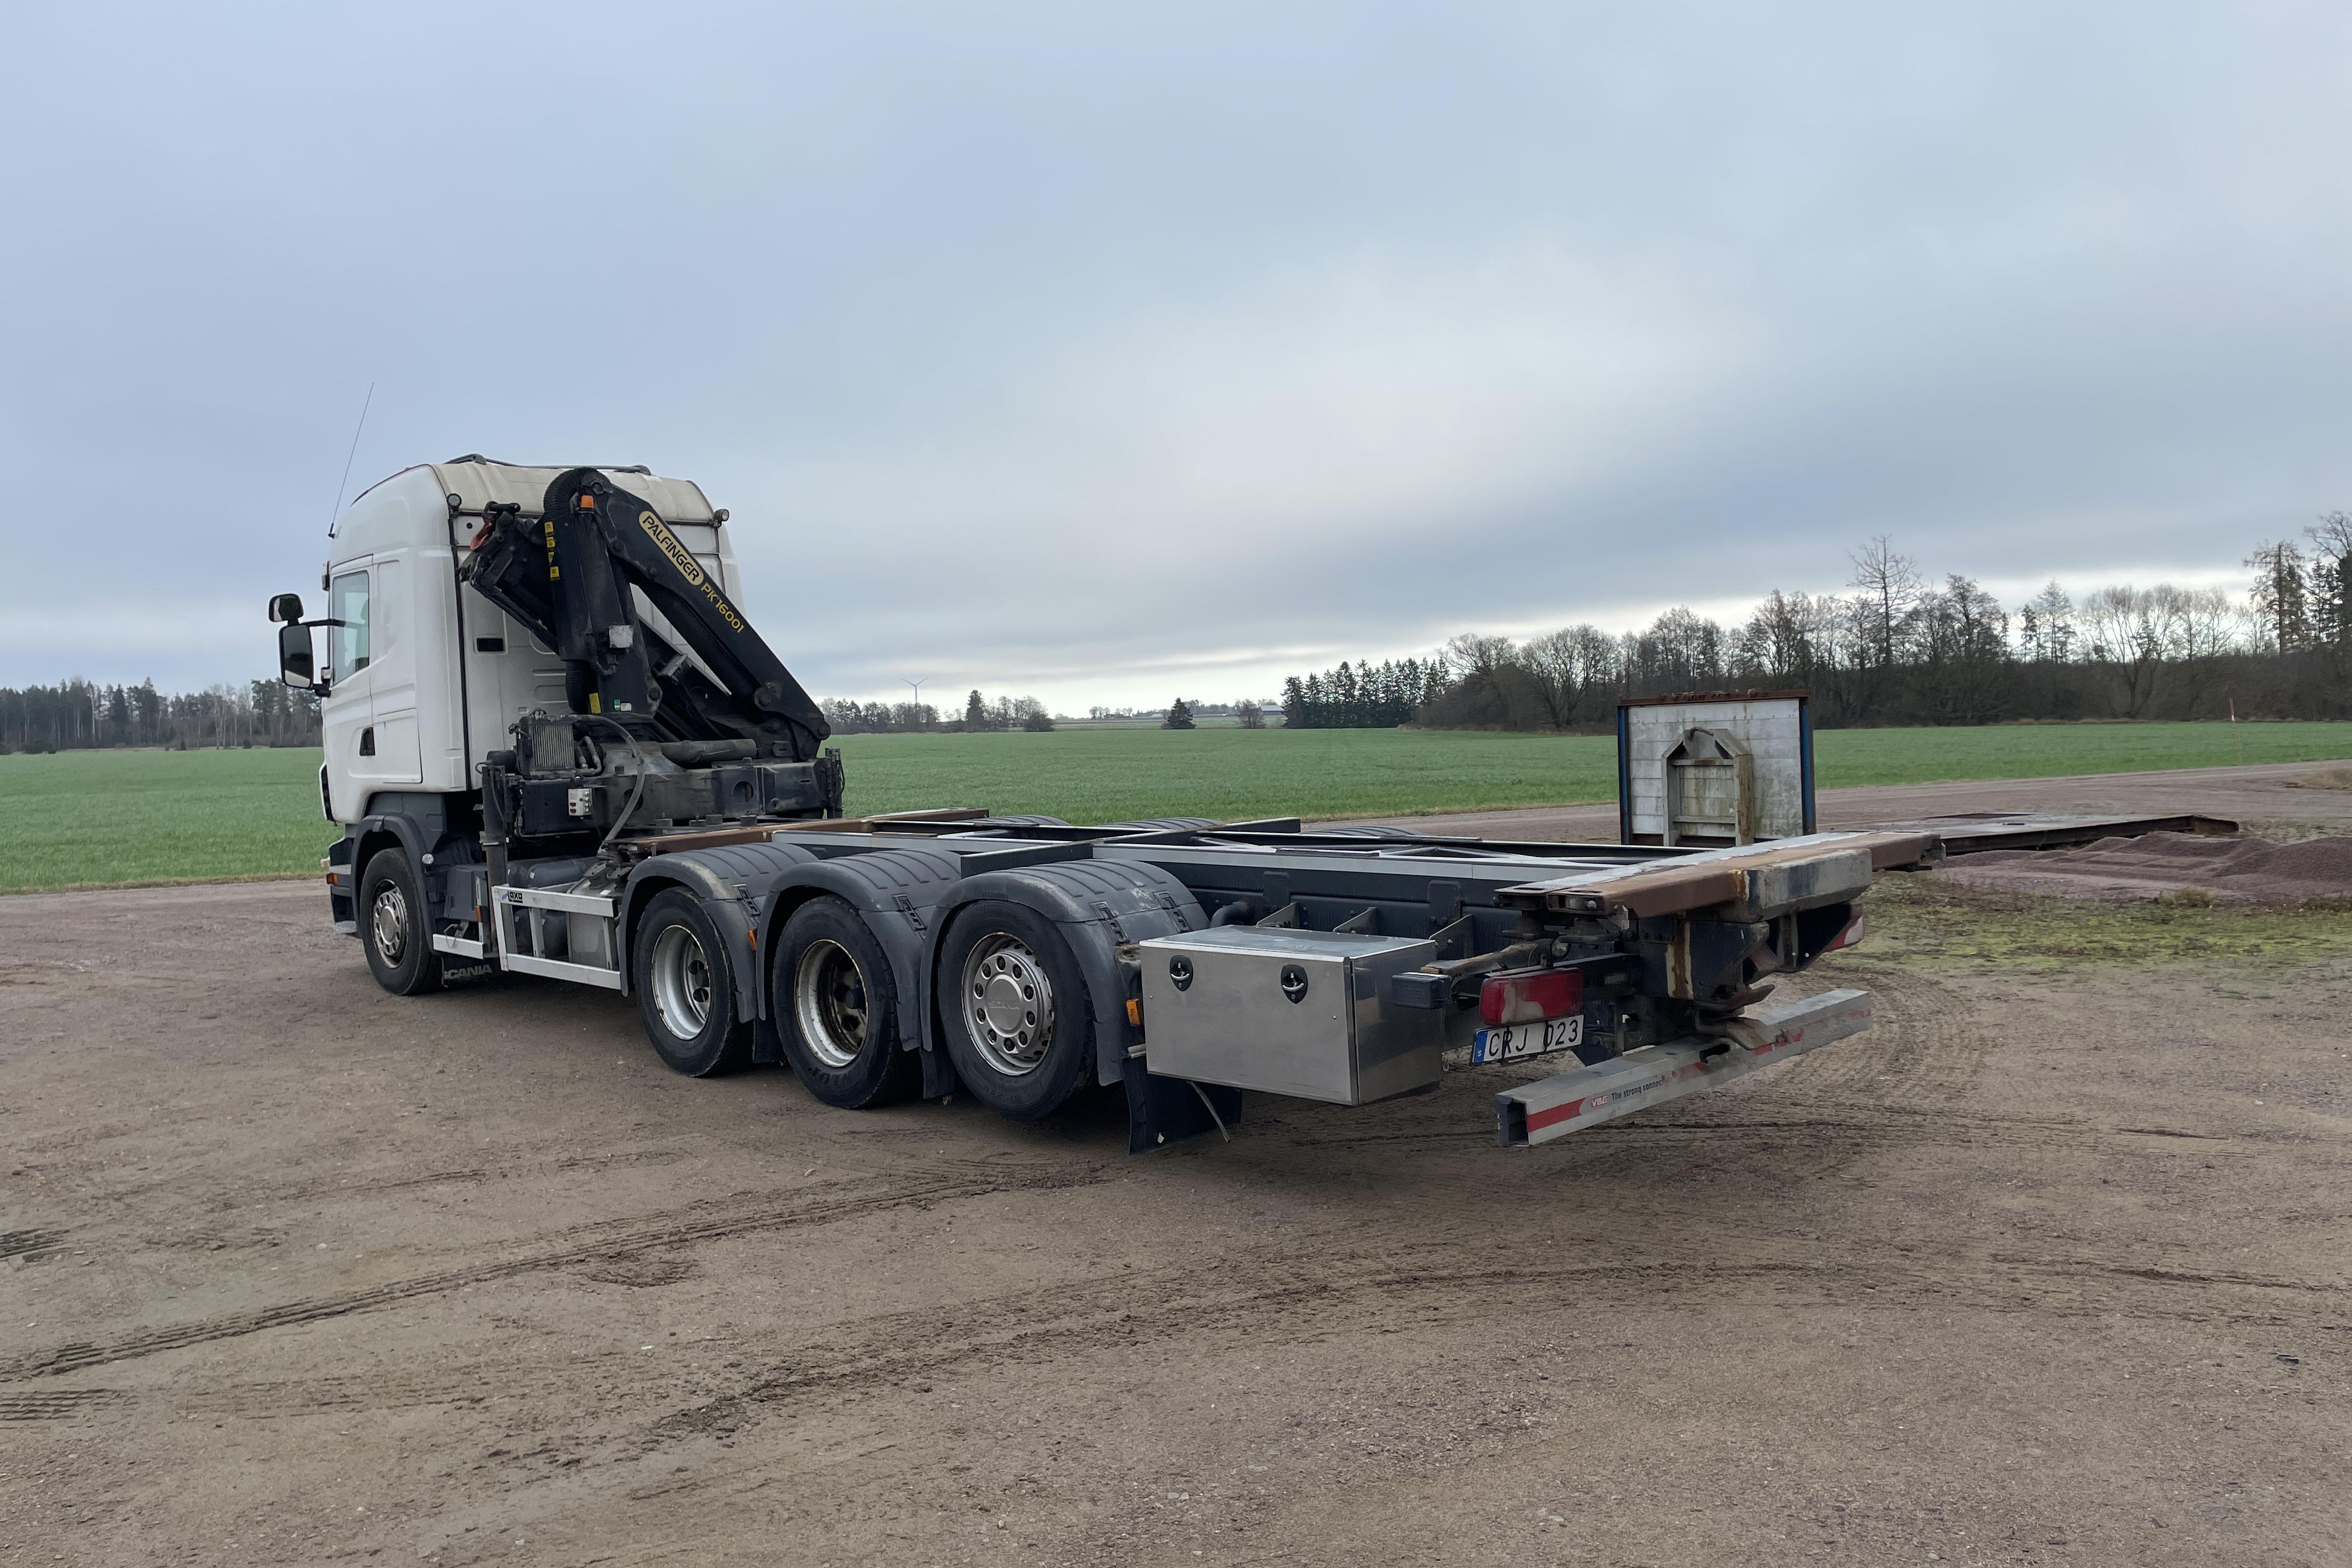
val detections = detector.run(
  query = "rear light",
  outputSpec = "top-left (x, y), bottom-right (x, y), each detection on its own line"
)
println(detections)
top-left (1479, 966), bottom-right (1583, 1027)
top-left (1825, 912), bottom-right (1866, 952)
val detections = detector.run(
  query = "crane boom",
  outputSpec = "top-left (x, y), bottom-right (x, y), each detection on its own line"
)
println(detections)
top-left (463, 467), bottom-right (830, 761)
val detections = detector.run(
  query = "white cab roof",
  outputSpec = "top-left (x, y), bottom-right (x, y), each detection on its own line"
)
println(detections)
top-left (339, 457), bottom-right (720, 533)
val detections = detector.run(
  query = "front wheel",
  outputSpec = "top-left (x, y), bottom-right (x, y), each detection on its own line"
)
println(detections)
top-left (774, 896), bottom-right (921, 1110)
top-left (936, 901), bottom-right (1096, 1121)
top-left (631, 888), bottom-right (754, 1077)
top-left (359, 848), bottom-right (443, 996)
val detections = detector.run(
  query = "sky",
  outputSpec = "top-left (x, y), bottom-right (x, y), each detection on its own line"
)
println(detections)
top-left (4, 2), bottom-right (2348, 711)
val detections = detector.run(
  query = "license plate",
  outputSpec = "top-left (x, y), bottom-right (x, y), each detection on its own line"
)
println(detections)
top-left (1472, 1015), bottom-right (1583, 1064)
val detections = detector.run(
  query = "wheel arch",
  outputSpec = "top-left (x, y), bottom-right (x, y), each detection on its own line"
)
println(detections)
top-left (748, 849), bottom-right (964, 1056)
top-left (348, 793), bottom-right (471, 930)
top-left (350, 811), bottom-right (432, 930)
top-left (618, 842), bottom-right (825, 1016)
top-left (927, 862), bottom-right (1208, 1087)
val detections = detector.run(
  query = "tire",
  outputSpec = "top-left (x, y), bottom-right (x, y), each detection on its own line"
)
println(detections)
top-left (936, 900), bottom-right (1096, 1121)
top-left (631, 888), bottom-right (754, 1077)
top-left (359, 847), bottom-right (443, 996)
top-left (774, 896), bottom-right (920, 1110)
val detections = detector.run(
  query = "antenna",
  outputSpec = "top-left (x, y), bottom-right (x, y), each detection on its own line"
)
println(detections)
top-left (326, 382), bottom-right (376, 532)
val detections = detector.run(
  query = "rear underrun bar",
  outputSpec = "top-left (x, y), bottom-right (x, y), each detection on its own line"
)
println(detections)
top-left (1495, 988), bottom-right (1875, 1147)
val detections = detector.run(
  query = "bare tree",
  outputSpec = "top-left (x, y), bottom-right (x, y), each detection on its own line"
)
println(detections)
top-left (1733, 590), bottom-right (1829, 684)
top-left (1441, 632), bottom-right (1520, 718)
top-left (2027, 582), bottom-right (2076, 663)
top-left (2079, 586), bottom-right (2164, 718)
top-left (1847, 536), bottom-right (1923, 670)
top-left (2156, 584), bottom-right (2240, 716)
top-left (1444, 633), bottom-right (1517, 685)
top-left (1910, 575), bottom-right (2010, 722)
top-left (1516, 626), bottom-right (1615, 728)
top-left (1629, 607), bottom-right (1726, 693)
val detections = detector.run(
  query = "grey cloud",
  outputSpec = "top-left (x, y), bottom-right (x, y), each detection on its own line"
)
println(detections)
top-left (4, 2), bottom-right (2346, 709)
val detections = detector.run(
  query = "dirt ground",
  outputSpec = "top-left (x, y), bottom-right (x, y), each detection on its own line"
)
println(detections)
top-left (1938, 834), bottom-right (2352, 904)
top-left (5, 766), bottom-right (2350, 1567)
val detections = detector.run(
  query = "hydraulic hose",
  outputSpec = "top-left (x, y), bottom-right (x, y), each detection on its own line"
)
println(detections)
top-left (573, 713), bottom-right (653, 852)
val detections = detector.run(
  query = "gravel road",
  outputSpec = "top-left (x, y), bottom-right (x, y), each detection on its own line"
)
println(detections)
top-left (4, 766), bottom-right (2347, 1566)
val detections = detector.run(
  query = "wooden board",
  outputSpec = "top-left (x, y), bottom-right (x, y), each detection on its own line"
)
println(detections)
top-left (1496, 830), bottom-right (1937, 919)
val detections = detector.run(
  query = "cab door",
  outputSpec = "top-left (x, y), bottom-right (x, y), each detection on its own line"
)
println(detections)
top-left (319, 562), bottom-right (375, 818)
top-left (359, 551), bottom-right (424, 786)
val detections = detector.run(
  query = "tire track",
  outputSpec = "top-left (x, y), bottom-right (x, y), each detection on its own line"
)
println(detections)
top-left (1779, 960), bottom-right (1993, 1108)
top-left (619, 1236), bottom-right (2349, 1462)
top-left (0, 1388), bottom-right (127, 1421)
top-left (38, 1143), bottom-right (698, 1225)
top-left (0, 1162), bottom-right (1105, 1382)
top-left (0, 1227), bottom-right (66, 1260)
top-left (16, 1235), bottom-right (2340, 1430)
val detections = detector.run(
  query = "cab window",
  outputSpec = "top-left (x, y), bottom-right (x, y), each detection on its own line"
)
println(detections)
top-left (330, 570), bottom-right (370, 678)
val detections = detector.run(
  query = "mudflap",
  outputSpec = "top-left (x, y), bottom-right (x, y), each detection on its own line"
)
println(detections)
top-left (1124, 1058), bottom-right (1243, 1153)
top-left (921, 1045), bottom-right (958, 1099)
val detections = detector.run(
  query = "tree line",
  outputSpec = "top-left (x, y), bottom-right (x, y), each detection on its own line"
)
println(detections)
top-left (819, 690), bottom-right (1055, 733)
top-left (1290, 519), bottom-right (2352, 731)
top-left (0, 678), bottom-right (321, 753)
top-left (12, 518), bottom-right (2344, 754)
top-left (1279, 659), bottom-right (1451, 729)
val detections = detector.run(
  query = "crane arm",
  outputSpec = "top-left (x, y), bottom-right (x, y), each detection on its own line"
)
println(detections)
top-left (463, 468), bottom-right (831, 761)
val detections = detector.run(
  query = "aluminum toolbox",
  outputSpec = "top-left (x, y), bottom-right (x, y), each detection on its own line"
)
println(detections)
top-left (1135, 926), bottom-right (1443, 1105)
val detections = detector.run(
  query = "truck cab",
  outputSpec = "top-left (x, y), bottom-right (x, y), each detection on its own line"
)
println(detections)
top-left (271, 457), bottom-right (841, 996)
top-left (295, 458), bottom-right (746, 824)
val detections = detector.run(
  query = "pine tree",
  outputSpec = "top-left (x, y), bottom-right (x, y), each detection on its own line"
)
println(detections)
top-left (2245, 541), bottom-right (2309, 652)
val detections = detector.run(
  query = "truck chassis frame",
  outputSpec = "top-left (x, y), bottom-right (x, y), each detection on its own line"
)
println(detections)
top-left (327, 802), bottom-right (1925, 1151)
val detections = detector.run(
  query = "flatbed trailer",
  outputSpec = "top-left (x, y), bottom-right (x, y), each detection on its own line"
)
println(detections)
top-left (270, 457), bottom-right (1933, 1150)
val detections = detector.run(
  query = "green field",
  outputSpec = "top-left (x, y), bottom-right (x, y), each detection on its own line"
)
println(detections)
top-left (0, 747), bottom-right (332, 893)
top-left (4, 721), bottom-right (2348, 894)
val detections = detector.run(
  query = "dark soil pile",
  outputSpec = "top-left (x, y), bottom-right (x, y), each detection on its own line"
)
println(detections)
top-left (1938, 831), bottom-right (2352, 903)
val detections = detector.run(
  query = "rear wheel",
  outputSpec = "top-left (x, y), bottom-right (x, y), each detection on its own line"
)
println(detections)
top-left (631, 888), bottom-right (753, 1077)
top-left (359, 848), bottom-right (443, 996)
top-left (937, 901), bottom-right (1096, 1121)
top-left (775, 897), bottom-right (921, 1109)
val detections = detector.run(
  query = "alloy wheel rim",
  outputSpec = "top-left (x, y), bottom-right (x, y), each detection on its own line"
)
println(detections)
top-left (650, 925), bottom-right (713, 1039)
top-left (961, 934), bottom-right (1054, 1077)
top-left (793, 938), bottom-right (870, 1069)
top-left (370, 884), bottom-right (409, 965)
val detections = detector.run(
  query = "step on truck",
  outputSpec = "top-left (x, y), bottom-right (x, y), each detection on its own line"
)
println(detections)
top-left (271, 458), bottom-right (1933, 1152)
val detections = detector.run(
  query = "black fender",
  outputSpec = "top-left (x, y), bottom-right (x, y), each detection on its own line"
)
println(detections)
top-left (346, 793), bottom-right (466, 928)
top-left (928, 861), bottom-right (1208, 1086)
top-left (740, 845), bottom-right (968, 1059)
top-left (619, 842), bottom-right (825, 1031)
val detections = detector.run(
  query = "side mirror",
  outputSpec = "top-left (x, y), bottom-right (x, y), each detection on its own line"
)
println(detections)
top-left (268, 592), bottom-right (306, 624)
top-left (278, 621), bottom-right (318, 690)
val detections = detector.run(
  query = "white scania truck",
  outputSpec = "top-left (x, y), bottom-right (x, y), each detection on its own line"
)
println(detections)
top-left (272, 457), bottom-right (1905, 1151)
